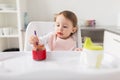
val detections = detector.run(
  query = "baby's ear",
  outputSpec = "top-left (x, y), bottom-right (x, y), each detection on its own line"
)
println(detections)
top-left (72, 27), bottom-right (77, 33)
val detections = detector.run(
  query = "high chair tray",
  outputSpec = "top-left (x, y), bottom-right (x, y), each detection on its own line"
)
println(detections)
top-left (0, 51), bottom-right (120, 80)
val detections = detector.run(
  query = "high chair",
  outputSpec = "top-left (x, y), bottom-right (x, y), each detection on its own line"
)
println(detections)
top-left (24, 21), bottom-right (82, 51)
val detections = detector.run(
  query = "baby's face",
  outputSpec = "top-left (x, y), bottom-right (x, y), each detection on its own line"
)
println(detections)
top-left (55, 15), bottom-right (76, 39)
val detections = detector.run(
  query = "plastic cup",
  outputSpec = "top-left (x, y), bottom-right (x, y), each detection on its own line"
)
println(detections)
top-left (81, 49), bottom-right (103, 68)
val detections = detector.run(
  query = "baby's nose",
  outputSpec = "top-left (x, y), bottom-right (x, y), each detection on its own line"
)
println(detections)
top-left (59, 26), bottom-right (63, 31)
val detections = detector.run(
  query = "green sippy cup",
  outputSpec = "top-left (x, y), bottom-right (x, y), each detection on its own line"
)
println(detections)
top-left (83, 37), bottom-right (103, 68)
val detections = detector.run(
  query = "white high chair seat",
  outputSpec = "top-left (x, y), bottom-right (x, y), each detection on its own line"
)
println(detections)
top-left (24, 21), bottom-right (82, 51)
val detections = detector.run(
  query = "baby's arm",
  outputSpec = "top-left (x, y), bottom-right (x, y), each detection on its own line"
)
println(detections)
top-left (29, 32), bottom-right (53, 51)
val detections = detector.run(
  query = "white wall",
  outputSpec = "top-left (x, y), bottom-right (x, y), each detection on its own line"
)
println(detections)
top-left (26, 0), bottom-right (120, 27)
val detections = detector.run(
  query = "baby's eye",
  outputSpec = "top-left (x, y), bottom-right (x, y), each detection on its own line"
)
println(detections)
top-left (56, 24), bottom-right (60, 27)
top-left (63, 26), bottom-right (68, 28)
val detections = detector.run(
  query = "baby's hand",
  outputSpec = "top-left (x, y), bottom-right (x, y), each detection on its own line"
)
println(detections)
top-left (29, 35), bottom-right (45, 51)
top-left (33, 44), bottom-right (45, 51)
top-left (29, 35), bottom-right (39, 47)
top-left (75, 48), bottom-right (83, 51)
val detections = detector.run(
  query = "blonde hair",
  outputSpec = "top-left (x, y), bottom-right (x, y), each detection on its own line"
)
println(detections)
top-left (54, 10), bottom-right (78, 27)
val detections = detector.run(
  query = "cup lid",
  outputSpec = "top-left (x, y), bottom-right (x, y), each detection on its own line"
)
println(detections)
top-left (83, 37), bottom-right (103, 50)
top-left (85, 45), bottom-right (103, 50)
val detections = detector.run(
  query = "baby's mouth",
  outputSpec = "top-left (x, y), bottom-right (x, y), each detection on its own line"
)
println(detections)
top-left (57, 32), bottom-right (63, 35)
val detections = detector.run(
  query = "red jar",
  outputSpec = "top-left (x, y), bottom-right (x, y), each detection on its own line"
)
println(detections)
top-left (32, 50), bottom-right (46, 60)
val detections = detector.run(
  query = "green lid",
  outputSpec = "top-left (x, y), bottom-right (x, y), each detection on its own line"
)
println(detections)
top-left (83, 37), bottom-right (103, 50)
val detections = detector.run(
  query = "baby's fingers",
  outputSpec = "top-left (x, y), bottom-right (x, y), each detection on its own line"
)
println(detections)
top-left (29, 35), bottom-right (39, 44)
top-left (75, 48), bottom-right (83, 51)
